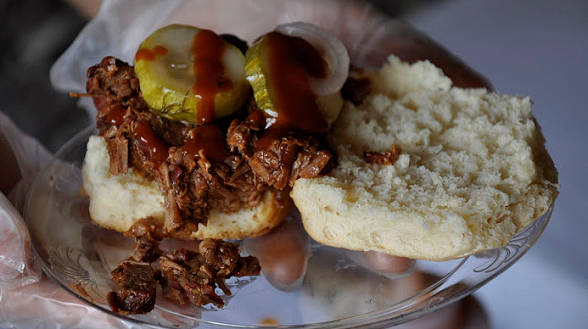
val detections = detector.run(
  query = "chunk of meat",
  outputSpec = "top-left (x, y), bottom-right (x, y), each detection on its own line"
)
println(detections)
top-left (227, 110), bottom-right (334, 189)
top-left (86, 57), bottom-right (145, 134)
top-left (226, 109), bottom-right (265, 157)
top-left (156, 163), bottom-right (184, 233)
top-left (197, 239), bottom-right (240, 276)
top-left (113, 222), bottom-right (260, 312)
top-left (126, 217), bottom-right (164, 262)
top-left (156, 240), bottom-right (260, 308)
top-left (364, 144), bottom-right (402, 165)
top-left (138, 110), bottom-right (194, 146)
top-left (157, 254), bottom-right (224, 307)
top-left (107, 259), bottom-right (157, 314)
top-left (105, 131), bottom-right (129, 175)
top-left (290, 146), bottom-right (333, 180)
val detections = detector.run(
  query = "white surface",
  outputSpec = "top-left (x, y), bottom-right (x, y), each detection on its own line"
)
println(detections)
top-left (406, 0), bottom-right (588, 328)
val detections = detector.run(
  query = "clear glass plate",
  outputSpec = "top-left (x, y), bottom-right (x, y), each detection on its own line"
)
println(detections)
top-left (24, 126), bottom-right (553, 329)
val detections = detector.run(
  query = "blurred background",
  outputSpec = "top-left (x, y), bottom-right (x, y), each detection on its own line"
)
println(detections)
top-left (1, 0), bottom-right (587, 328)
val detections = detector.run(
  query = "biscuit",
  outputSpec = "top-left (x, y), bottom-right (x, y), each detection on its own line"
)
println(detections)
top-left (291, 56), bottom-right (558, 260)
top-left (82, 136), bottom-right (289, 240)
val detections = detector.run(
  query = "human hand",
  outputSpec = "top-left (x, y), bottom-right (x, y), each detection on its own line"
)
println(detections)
top-left (4, 0), bottom-right (491, 328)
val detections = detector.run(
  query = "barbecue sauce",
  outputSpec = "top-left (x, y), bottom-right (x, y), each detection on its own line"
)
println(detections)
top-left (265, 32), bottom-right (328, 133)
top-left (180, 125), bottom-right (229, 162)
top-left (135, 45), bottom-right (168, 62)
top-left (133, 121), bottom-right (169, 167)
top-left (254, 32), bottom-right (329, 152)
top-left (191, 29), bottom-right (233, 124)
top-left (105, 105), bottom-right (126, 126)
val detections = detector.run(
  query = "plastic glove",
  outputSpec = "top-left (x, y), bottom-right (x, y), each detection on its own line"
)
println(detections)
top-left (1, 0), bottom-right (491, 328)
top-left (0, 112), bottom-right (48, 289)
top-left (0, 112), bottom-right (142, 329)
top-left (50, 0), bottom-right (489, 107)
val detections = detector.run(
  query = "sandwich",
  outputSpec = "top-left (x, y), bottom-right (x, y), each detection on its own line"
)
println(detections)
top-left (81, 22), bottom-right (347, 313)
top-left (79, 22), bottom-right (558, 313)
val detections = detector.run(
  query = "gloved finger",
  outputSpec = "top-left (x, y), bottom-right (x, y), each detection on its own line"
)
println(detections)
top-left (243, 213), bottom-right (310, 291)
top-left (345, 249), bottom-right (415, 279)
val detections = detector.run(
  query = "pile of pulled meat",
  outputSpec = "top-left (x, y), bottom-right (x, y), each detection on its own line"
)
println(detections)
top-left (108, 218), bottom-right (260, 313)
top-left (85, 55), bottom-right (338, 313)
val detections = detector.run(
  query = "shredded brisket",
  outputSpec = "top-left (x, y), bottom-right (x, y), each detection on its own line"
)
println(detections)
top-left (107, 259), bottom-right (157, 314)
top-left (108, 221), bottom-right (261, 313)
top-left (86, 56), bottom-right (333, 232)
top-left (157, 240), bottom-right (260, 308)
top-left (86, 56), bottom-right (332, 313)
top-left (227, 110), bottom-right (333, 190)
top-left (126, 217), bottom-right (164, 263)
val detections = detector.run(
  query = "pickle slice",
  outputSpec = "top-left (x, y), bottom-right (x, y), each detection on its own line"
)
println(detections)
top-left (244, 33), bottom-right (342, 126)
top-left (244, 36), bottom-right (275, 116)
top-left (134, 24), bottom-right (249, 123)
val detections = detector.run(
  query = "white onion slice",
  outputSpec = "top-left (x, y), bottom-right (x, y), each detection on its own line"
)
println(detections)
top-left (275, 22), bottom-right (349, 96)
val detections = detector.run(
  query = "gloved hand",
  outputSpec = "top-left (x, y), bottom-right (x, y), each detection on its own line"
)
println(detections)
top-left (1, 0), bottom-right (490, 328)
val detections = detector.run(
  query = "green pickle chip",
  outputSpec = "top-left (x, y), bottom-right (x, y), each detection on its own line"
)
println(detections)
top-left (134, 24), bottom-right (249, 123)
top-left (245, 33), bottom-right (343, 126)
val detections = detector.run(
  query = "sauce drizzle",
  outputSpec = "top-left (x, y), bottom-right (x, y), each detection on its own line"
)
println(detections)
top-left (135, 45), bottom-right (168, 62)
top-left (133, 121), bottom-right (169, 167)
top-left (191, 29), bottom-right (232, 124)
top-left (180, 125), bottom-right (229, 162)
top-left (105, 105), bottom-right (126, 126)
top-left (265, 32), bottom-right (328, 133)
